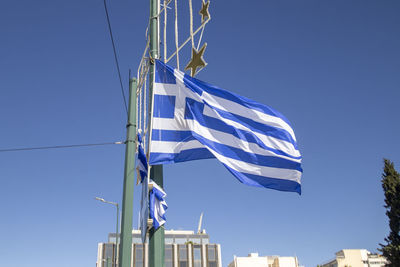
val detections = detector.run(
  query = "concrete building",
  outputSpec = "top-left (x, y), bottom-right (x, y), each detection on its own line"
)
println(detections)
top-left (228, 252), bottom-right (299, 267)
top-left (96, 229), bottom-right (222, 267)
top-left (319, 249), bottom-right (388, 267)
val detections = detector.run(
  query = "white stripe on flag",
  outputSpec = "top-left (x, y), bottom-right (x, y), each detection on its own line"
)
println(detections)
top-left (150, 139), bottom-right (204, 153)
top-left (152, 117), bottom-right (301, 161)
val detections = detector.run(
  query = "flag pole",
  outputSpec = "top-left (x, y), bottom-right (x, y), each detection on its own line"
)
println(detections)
top-left (148, 0), bottom-right (165, 266)
top-left (118, 77), bottom-right (137, 267)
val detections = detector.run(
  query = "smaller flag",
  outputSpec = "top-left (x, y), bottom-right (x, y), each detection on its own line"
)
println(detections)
top-left (149, 181), bottom-right (168, 229)
top-left (137, 132), bottom-right (149, 243)
top-left (137, 132), bottom-right (148, 183)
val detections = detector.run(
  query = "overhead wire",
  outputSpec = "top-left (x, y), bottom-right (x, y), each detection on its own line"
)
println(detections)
top-left (0, 141), bottom-right (124, 153)
top-left (103, 0), bottom-right (128, 115)
top-left (1, 3), bottom-right (156, 154)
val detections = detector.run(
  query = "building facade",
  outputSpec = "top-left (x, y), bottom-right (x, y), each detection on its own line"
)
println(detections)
top-left (319, 249), bottom-right (388, 267)
top-left (97, 229), bottom-right (222, 267)
top-left (228, 252), bottom-right (299, 267)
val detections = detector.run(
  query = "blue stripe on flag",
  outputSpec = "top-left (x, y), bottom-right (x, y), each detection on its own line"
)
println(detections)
top-left (153, 95), bottom-right (176, 119)
top-left (138, 145), bottom-right (148, 170)
top-left (225, 165), bottom-right (301, 194)
top-left (150, 148), bottom-right (214, 164)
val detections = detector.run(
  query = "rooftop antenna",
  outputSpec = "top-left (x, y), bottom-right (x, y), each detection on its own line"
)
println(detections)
top-left (197, 212), bottom-right (204, 234)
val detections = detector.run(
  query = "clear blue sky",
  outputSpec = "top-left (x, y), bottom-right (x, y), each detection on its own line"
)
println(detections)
top-left (1, 1), bottom-right (399, 266)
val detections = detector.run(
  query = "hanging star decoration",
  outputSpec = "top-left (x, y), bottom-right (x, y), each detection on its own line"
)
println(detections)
top-left (185, 43), bottom-right (207, 77)
top-left (199, 0), bottom-right (210, 22)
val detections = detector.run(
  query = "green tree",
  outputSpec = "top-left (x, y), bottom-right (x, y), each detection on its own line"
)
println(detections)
top-left (379, 159), bottom-right (400, 266)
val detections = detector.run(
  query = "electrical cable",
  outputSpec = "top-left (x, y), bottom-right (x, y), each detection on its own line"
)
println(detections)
top-left (103, 0), bottom-right (128, 115)
top-left (0, 141), bottom-right (124, 153)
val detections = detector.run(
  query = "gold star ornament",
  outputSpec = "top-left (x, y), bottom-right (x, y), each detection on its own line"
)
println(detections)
top-left (199, 0), bottom-right (210, 22)
top-left (185, 43), bottom-right (207, 77)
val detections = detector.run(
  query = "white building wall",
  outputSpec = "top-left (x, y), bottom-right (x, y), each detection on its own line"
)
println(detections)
top-left (278, 257), bottom-right (298, 267)
top-left (320, 249), bottom-right (388, 267)
top-left (99, 229), bottom-right (221, 267)
top-left (201, 244), bottom-right (207, 267)
top-left (235, 257), bottom-right (268, 267)
top-left (188, 243), bottom-right (193, 267)
top-left (144, 243), bottom-right (148, 267)
top-left (228, 253), bottom-right (298, 267)
top-left (97, 243), bottom-right (104, 267)
top-left (173, 244), bottom-right (178, 267)
top-left (217, 244), bottom-right (222, 267)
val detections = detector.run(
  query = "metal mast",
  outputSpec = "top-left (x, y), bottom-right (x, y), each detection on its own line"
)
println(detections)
top-left (118, 78), bottom-right (137, 267)
top-left (148, 0), bottom-right (165, 266)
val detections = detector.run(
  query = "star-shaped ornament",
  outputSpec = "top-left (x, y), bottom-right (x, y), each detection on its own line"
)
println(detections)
top-left (185, 43), bottom-right (207, 77)
top-left (199, 0), bottom-right (210, 22)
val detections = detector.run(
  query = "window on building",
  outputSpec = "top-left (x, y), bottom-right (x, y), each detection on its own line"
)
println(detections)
top-left (193, 245), bottom-right (202, 267)
top-left (105, 244), bottom-right (114, 259)
top-left (132, 237), bottom-right (141, 244)
top-left (207, 245), bottom-right (218, 267)
top-left (134, 244), bottom-right (143, 267)
top-left (175, 238), bottom-right (187, 244)
top-left (190, 238), bottom-right (201, 244)
top-left (178, 244), bottom-right (188, 267)
top-left (165, 244), bottom-right (173, 267)
top-left (165, 237), bottom-right (174, 244)
top-left (104, 244), bottom-right (116, 267)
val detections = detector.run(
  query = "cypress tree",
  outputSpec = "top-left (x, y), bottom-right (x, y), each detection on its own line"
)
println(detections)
top-left (379, 159), bottom-right (400, 266)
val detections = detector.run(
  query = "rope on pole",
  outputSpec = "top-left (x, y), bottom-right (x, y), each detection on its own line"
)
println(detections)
top-left (174, 0), bottom-right (180, 69)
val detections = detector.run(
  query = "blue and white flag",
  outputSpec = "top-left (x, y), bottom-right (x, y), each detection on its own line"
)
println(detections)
top-left (149, 181), bottom-right (168, 229)
top-left (137, 132), bottom-right (149, 243)
top-left (137, 132), bottom-right (148, 183)
top-left (149, 60), bottom-right (303, 194)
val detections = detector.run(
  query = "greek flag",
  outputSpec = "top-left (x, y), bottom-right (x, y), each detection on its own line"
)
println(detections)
top-left (149, 60), bottom-right (302, 194)
top-left (149, 181), bottom-right (168, 229)
top-left (137, 132), bottom-right (149, 243)
top-left (137, 132), bottom-right (148, 183)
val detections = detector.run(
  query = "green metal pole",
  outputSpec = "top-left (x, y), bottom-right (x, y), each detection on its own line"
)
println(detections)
top-left (115, 203), bottom-right (119, 267)
top-left (148, 0), bottom-right (164, 266)
top-left (149, 167), bottom-right (164, 267)
top-left (118, 78), bottom-right (137, 267)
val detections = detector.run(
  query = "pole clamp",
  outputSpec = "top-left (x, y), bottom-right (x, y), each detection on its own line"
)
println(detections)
top-left (126, 122), bottom-right (136, 128)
